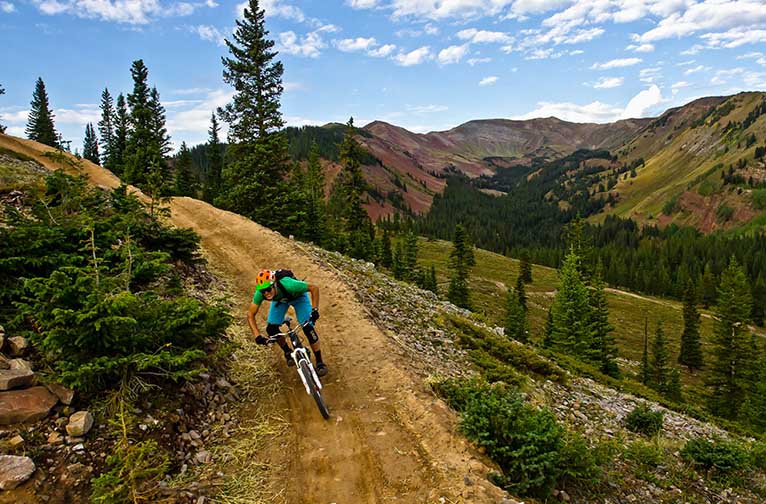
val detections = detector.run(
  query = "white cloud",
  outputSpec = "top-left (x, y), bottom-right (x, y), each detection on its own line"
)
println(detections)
top-left (389, 0), bottom-right (515, 20)
top-left (33, 0), bottom-right (215, 24)
top-left (393, 46), bottom-right (432, 66)
top-left (191, 24), bottom-right (226, 46)
top-left (514, 100), bottom-right (624, 123)
top-left (671, 81), bottom-right (691, 89)
top-left (257, 0), bottom-right (304, 22)
top-left (368, 44), bottom-right (396, 57)
top-left (525, 48), bottom-right (563, 60)
top-left (334, 37), bottom-right (377, 52)
top-left (438, 44), bottom-right (469, 64)
top-left (1, 1), bottom-right (15, 12)
top-left (626, 43), bottom-right (654, 53)
top-left (684, 64), bottom-right (712, 75)
top-left (737, 51), bottom-right (764, 59)
top-left (638, 1), bottom-right (766, 43)
top-left (467, 57), bottom-right (492, 65)
top-left (681, 44), bottom-right (705, 55)
top-left (278, 30), bottom-right (327, 58)
top-left (508, 0), bottom-right (570, 17)
top-left (676, 60), bottom-right (696, 66)
top-left (702, 28), bottom-right (766, 49)
top-left (591, 76), bottom-right (624, 89)
top-left (456, 28), bottom-right (513, 44)
top-left (569, 49), bottom-right (584, 55)
top-left (479, 76), bottom-right (498, 86)
top-left (283, 82), bottom-right (304, 92)
top-left (621, 85), bottom-right (663, 119)
top-left (166, 88), bottom-right (232, 146)
top-left (591, 57), bottom-right (641, 70)
top-left (711, 67), bottom-right (745, 85)
top-left (172, 87), bottom-right (214, 95)
top-left (639, 67), bottom-right (662, 83)
top-left (347, 0), bottom-right (377, 8)
top-left (424, 23), bottom-right (439, 35)
top-left (406, 104), bottom-right (448, 114)
top-left (55, 107), bottom-right (101, 124)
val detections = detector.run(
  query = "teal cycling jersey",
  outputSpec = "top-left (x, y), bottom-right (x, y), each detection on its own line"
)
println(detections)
top-left (253, 276), bottom-right (309, 305)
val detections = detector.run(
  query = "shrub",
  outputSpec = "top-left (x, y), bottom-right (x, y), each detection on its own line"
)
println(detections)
top-left (625, 403), bottom-right (664, 437)
top-left (716, 203), bottom-right (734, 223)
top-left (752, 188), bottom-right (766, 210)
top-left (626, 439), bottom-right (664, 467)
top-left (681, 437), bottom-right (750, 473)
top-left (749, 441), bottom-right (766, 471)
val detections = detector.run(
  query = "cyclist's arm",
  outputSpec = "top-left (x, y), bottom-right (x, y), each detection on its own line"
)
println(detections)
top-left (247, 302), bottom-right (262, 337)
top-left (307, 283), bottom-right (319, 310)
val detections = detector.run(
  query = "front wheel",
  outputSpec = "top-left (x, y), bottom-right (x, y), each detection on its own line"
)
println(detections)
top-left (299, 360), bottom-right (330, 420)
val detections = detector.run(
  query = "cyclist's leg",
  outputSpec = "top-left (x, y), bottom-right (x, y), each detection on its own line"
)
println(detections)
top-left (292, 293), bottom-right (324, 367)
top-left (266, 302), bottom-right (292, 364)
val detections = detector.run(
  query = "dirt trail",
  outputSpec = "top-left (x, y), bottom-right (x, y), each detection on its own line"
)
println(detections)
top-left (1, 134), bottom-right (508, 503)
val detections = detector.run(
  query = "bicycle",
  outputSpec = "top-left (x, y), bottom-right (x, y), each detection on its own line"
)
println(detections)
top-left (267, 317), bottom-right (330, 420)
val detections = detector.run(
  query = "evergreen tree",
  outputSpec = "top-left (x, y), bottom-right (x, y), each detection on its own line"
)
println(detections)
top-left (700, 262), bottom-right (717, 308)
top-left (82, 123), bottom-right (100, 164)
top-left (590, 264), bottom-right (618, 377)
top-left (112, 94), bottom-right (129, 176)
top-left (0, 84), bottom-right (6, 134)
top-left (403, 232), bottom-right (419, 279)
top-left (425, 265), bottom-right (438, 295)
top-left (448, 224), bottom-right (475, 309)
top-left (515, 274), bottom-right (527, 311)
top-left (203, 113), bottom-right (223, 204)
top-left (302, 141), bottom-right (327, 245)
top-left (640, 317), bottom-right (650, 386)
top-left (542, 308), bottom-right (554, 348)
top-left (744, 343), bottom-right (766, 431)
top-left (381, 227), bottom-right (394, 269)
top-left (679, 280), bottom-right (704, 372)
top-left (549, 249), bottom-right (592, 358)
top-left (149, 87), bottom-right (172, 158)
top-left (708, 257), bottom-right (754, 420)
top-left (651, 321), bottom-right (670, 392)
top-left (519, 250), bottom-right (533, 283)
top-left (98, 88), bottom-right (115, 170)
top-left (174, 141), bottom-right (194, 197)
top-left (392, 239), bottom-right (406, 280)
top-left (666, 368), bottom-right (683, 402)
top-left (124, 60), bottom-right (161, 186)
top-left (505, 287), bottom-right (528, 343)
top-left (564, 214), bottom-right (593, 279)
top-left (217, 0), bottom-right (295, 235)
top-left (751, 277), bottom-right (766, 327)
top-left (25, 77), bottom-right (58, 147)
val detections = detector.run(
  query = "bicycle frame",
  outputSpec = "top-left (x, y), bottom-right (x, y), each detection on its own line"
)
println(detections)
top-left (269, 318), bottom-right (322, 396)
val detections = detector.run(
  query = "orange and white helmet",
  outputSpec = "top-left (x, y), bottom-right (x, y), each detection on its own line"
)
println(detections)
top-left (255, 269), bottom-right (274, 292)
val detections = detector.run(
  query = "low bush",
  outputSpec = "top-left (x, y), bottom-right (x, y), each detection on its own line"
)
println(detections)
top-left (681, 437), bottom-right (750, 473)
top-left (625, 403), bottom-right (664, 437)
top-left (626, 439), bottom-right (664, 467)
top-left (751, 441), bottom-right (766, 471)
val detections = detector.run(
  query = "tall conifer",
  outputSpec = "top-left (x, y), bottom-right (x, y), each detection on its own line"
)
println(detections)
top-left (112, 94), bottom-right (129, 176)
top-left (651, 321), bottom-right (669, 392)
top-left (82, 123), bottom-right (100, 164)
top-left (505, 288), bottom-right (528, 343)
top-left (25, 77), bottom-right (58, 147)
top-left (751, 277), bottom-right (766, 327)
top-left (124, 60), bottom-right (160, 186)
top-left (203, 113), bottom-right (223, 204)
top-left (590, 264), bottom-right (618, 377)
top-left (98, 88), bottom-right (115, 169)
top-left (217, 0), bottom-right (294, 234)
top-left (515, 274), bottom-right (527, 311)
top-left (708, 257), bottom-right (753, 420)
top-left (640, 317), bottom-right (650, 385)
top-left (448, 224), bottom-right (475, 309)
top-left (174, 141), bottom-right (194, 197)
top-left (679, 280), bottom-right (703, 371)
top-left (519, 250), bottom-right (533, 283)
top-left (549, 249), bottom-right (591, 357)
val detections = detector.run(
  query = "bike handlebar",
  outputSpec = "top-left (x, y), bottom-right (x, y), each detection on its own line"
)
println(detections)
top-left (265, 319), bottom-right (314, 344)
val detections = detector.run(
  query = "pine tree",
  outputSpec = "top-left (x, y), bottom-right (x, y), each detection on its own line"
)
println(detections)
top-left (174, 141), bottom-right (194, 197)
top-left (112, 94), bottom-right (129, 176)
top-left (666, 368), bottom-right (683, 402)
top-left (98, 88), bottom-right (115, 170)
top-left (590, 264), bottom-right (618, 377)
top-left (751, 277), bottom-right (766, 327)
top-left (425, 265), bottom-right (438, 295)
top-left (549, 249), bottom-right (592, 357)
top-left (505, 287), bottom-right (528, 343)
top-left (744, 342), bottom-right (766, 431)
top-left (0, 84), bottom-right (6, 134)
top-left (651, 321), bottom-right (670, 392)
top-left (203, 113), bottom-right (223, 204)
top-left (217, 0), bottom-right (295, 235)
top-left (640, 317), bottom-right (650, 385)
top-left (392, 239), bottom-right (406, 280)
top-left (679, 280), bottom-right (704, 372)
top-left (700, 262), bottom-right (717, 308)
top-left (25, 77), bottom-right (58, 147)
top-left (124, 60), bottom-right (160, 186)
top-left (381, 228), bottom-right (394, 269)
top-left (302, 142), bottom-right (327, 245)
top-left (82, 123), bottom-right (100, 164)
top-left (515, 274), bottom-right (527, 311)
top-left (564, 214), bottom-right (593, 279)
top-left (543, 308), bottom-right (554, 348)
top-left (403, 232), bottom-right (419, 280)
top-left (448, 224), bottom-right (475, 309)
top-left (149, 87), bottom-right (171, 159)
top-left (708, 257), bottom-right (754, 420)
top-left (519, 250), bottom-right (533, 283)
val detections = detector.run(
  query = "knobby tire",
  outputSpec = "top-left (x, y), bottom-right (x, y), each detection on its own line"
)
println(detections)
top-left (300, 360), bottom-right (330, 420)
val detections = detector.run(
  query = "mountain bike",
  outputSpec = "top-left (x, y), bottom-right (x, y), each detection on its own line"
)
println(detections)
top-left (267, 317), bottom-right (330, 420)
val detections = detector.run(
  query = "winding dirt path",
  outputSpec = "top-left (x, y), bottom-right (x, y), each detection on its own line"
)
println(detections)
top-left (1, 134), bottom-right (509, 504)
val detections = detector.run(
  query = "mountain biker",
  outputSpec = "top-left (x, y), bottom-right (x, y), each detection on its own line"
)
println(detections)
top-left (247, 269), bottom-right (328, 377)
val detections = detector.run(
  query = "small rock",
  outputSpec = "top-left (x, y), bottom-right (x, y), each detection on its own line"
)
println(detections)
top-left (71, 443), bottom-right (85, 452)
top-left (0, 455), bottom-right (36, 490)
top-left (195, 450), bottom-right (211, 464)
top-left (560, 490), bottom-right (571, 502)
top-left (66, 411), bottom-right (94, 437)
top-left (45, 383), bottom-right (74, 405)
top-left (7, 337), bottom-right (29, 357)
top-left (9, 435), bottom-right (24, 447)
top-left (8, 359), bottom-right (33, 372)
top-left (47, 432), bottom-right (63, 445)
top-left (0, 386), bottom-right (58, 424)
top-left (0, 369), bottom-right (35, 391)
top-left (464, 475), bottom-right (474, 486)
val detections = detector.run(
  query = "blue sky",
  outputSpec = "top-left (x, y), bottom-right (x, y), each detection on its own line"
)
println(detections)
top-left (1, 0), bottom-right (766, 153)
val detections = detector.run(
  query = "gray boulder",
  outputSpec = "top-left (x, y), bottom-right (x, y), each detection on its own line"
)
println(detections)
top-left (0, 369), bottom-right (35, 391)
top-left (66, 411), bottom-right (94, 437)
top-left (7, 336), bottom-right (28, 357)
top-left (0, 455), bottom-right (35, 490)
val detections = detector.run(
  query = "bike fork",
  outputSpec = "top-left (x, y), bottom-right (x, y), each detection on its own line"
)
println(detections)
top-left (292, 348), bottom-right (322, 394)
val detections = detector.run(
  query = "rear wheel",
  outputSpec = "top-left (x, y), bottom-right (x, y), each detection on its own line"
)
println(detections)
top-left (299, 360), bottom-right (330, 420)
